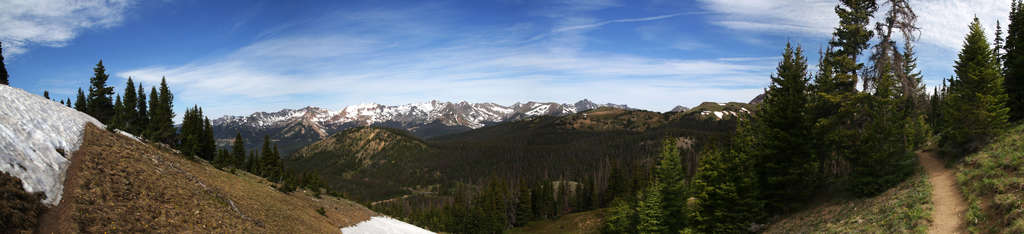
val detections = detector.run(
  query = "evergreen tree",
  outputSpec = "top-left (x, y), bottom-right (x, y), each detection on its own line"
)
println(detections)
top-left (111, 95), bottom-right (125, 130)
top-left (636, 180), bottom-right (667, 233)
top-left (513, 186), bottom-right (532, 226)
top-left (201, 117), bottom-right (216, 160)
top-left (654, 138), bottom-right (687, 231)
top-left (136, 84), bottom-right (149, 136)
top-left (86, 60), bottom-right (115, 123)
top-left (122, 78), bottom-right (139, 134)
top-left (74, 88), bottom-right (87, 112)
top-left (232, 133), bottom-right (246, 168)
top-left (148, 79), bottom-right (176, 145)
top-left (754, 42), bottom-right (816, 211)
top-left (0, 41), bottom-right (8, 85)
top-left (65, 98), bottom-right (71, 108)
top-left (1004, 0), bottom-right (1024, 121)
top-left (941, 18), bottom-right (1011, 153)
top-left (603, 198), bottom-right (636, 233)
top-left (179, 106), bottom-right (201, 159)
top-left (810, 0), bottom-right (878, 184)
top-left (43, 91), bottom-right (49, 100)
top-left (688, 146), bottom-right (761, 233)
top-left (247, 150), bottom-right (258, 174)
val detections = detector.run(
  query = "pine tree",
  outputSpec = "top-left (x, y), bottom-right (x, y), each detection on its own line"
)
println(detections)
top-left (636, 180), bottom-right (667, 233)
top-left (232, 133), bottom-right (246, 168)
top-left (43, 91), bottom-right (49, 100)
top-left (122, 78), bottom-right (139, 134)
top-left (0, 41), bottom-right (8, 86)
top-left (513, 186), bottom-right (533, 226)
top-left (147, 78), bottom-right (176, 145)
top-left (810, 0), bottom-right (878, 183)
top-left (202, 117), bottom-right (216, 161)
top-left (653, 138), bottom-right (687, 232)
top-left (942, 18), bottom-right (1011, 153)
top-left (65, 98), bottom-right (71, 108)
top-left (603, 197), bottom-right (636, 233)
top-left (136, 84), bottom-right (149, 136)
top-left (111, 95), bottom-right (125, 130)
top-left (260, 135), bottom-right (277, 179)
top-left (74, 88), bottom-right (87, 112)
top-left (755, 42), bottom-right (816, 211)
top-left (1004, 0), bottom-right (1024, 121)
top-left (688, 146), bottom-right (761, 233)
top-left (86, 60), bottom-right (115, 123)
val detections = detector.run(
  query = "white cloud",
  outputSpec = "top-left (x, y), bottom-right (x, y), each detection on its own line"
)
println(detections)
top-left (119, 31), bottom-right (774, 117)
top-left (698, 0), bottom-right (1012, 50)
top-left (0, 0), bottom-right (135, 56)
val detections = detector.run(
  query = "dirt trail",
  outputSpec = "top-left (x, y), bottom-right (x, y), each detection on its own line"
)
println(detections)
top-left (918, 150), bottom-right (966, 234)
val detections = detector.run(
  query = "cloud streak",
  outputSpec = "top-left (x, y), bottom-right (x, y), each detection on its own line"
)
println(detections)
top-left (0, 0), bottom-right (136, 56)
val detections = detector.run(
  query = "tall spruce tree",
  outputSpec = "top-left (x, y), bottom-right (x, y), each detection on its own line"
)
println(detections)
top-left (755, 42), bottom-right (816, 210)
top-left (111, 95), bottom-right (125, 130)
top-left (1004, 0), bottom-right (1024, 121)
top-left (232, 133), bottom-right (246, 168)
top-left (74, 88), bottom-right (87, 112)
top-left (0, 41), bottom-right (8, 85)
top-left (86, 60), bottom-right (115, 123)
top-left (122, 78), bottom-right (139, 134)
top-left (810, 0), bottom-right (878, 183)
top-left (941, 18), bottom-right (1011, 153)
top-left (202, 117), bottom-right (216, 160)
top-left (654, 138), bottom-right (686, 232)
top-left (148, 78), bottom-right (176, 145)
top-left (635, 180), bottom-right (667, 233)
top-left (136, 84), bottom-right (149, 135)
top-left (687, 145), bottom-right (761, 233)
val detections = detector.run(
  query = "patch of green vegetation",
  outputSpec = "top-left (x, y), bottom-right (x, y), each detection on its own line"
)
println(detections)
top-left (509, 209), bottom-right (607, 234)
top-left (764, 170), bottom-right (932, 233)
top-left (956, 124), bottom-right (1024, 233)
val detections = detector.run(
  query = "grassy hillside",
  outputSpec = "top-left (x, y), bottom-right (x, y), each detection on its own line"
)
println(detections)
top-left (509, 209), bottom-right (607, 234)
top-left (38, 124), bottom-right (378, 233)
top-left (764, 170), bottom-right (932, 233)
top-left (956, 123), bottom-right (1024, 232)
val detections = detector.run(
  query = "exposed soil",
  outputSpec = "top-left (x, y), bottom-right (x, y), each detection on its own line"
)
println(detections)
top-left (918, 150), bottom-right (966, 234)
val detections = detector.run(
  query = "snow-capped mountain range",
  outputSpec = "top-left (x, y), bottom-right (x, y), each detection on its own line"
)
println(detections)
top-left (211, 99), bottom-right (633, 155)
top-left (212, 99), bottom-right (631, 131)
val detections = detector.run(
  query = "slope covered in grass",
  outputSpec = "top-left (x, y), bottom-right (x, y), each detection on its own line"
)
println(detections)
top-left (509, 209), bottom-right (606, 234)
top-left (765, 170), bottom-right (932, 233)
top-left (38, 124), bottom-right (381, 232)
top-left (956, 123), bottom-right (1024, 232)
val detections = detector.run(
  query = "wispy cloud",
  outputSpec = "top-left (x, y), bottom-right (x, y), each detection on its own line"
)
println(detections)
top-left (119, 4), bottom-right (774, 118)
top-left (697, 0), bottom-right (1012, 50)
top-left (0, 0), bottom-right (136, 56)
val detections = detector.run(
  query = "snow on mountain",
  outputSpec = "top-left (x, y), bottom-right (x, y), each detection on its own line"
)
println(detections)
top-left (212, 99), bottom-right (632, 131)
top-left (0, 85), bottom-right (104, 205)
top-left (340, 216), bottom-right (435, 234)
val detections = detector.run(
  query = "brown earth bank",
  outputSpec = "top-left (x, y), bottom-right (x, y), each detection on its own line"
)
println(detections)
top-left (38, 123), bottom-right (376, 233)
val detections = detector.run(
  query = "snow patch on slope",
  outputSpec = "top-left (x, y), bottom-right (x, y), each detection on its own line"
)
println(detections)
top-left (0, 85), bottom-right (104, 205)
top-left (340, 216), bottom-right (434, 234)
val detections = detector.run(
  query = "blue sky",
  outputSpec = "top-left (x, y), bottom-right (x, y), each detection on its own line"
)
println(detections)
top-left (0, 0), bottom-right (1012, 121)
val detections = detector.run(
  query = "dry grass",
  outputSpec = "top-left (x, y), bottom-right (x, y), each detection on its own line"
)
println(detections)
top-left (39, 124), bottom-right (375, 233)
